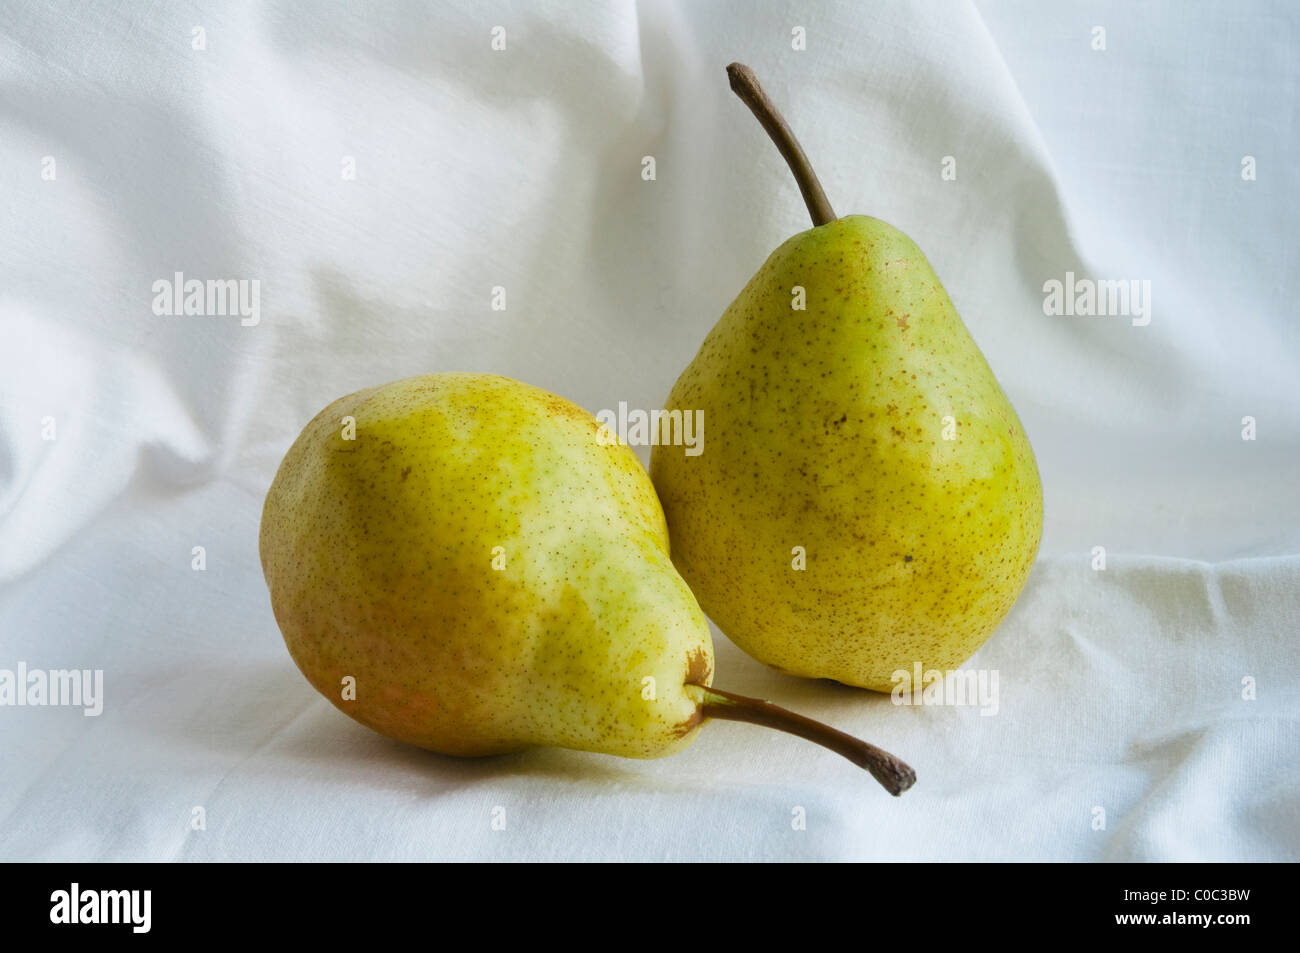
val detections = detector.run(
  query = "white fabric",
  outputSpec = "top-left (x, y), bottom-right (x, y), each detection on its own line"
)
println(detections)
top-left (2, 0), bottom-right (1297, 861)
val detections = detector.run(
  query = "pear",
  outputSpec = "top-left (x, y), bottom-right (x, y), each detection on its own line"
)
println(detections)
top-left (260, 373), bottom-right (915, 793)
top-left (649, 65), bottom-right (1043, 692)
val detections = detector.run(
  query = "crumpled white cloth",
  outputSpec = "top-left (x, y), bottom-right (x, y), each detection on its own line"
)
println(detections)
top-left (1, 0), bottom-right (1296, 861)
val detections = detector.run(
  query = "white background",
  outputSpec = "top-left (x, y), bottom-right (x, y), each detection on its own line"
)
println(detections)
top-left (1, 0), bottom-right (1296, 861)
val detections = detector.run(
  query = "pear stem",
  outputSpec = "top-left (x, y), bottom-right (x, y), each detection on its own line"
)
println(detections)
top-left (696, 684), bottom-right (916, 795)
top-left (726, 62), bottom-right (837, 227)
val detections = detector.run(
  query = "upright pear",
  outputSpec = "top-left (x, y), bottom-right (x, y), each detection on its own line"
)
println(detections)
top-left (260, 373), bottom-right (914, 792)
top-left (650, 65), bottom-right (1043, 692)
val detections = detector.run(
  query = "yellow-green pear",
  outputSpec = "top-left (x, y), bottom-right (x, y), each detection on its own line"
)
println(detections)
top-left (260, 373), bottom-right (914, 792)
top-left (650, 65), bottom-right (1043, 692)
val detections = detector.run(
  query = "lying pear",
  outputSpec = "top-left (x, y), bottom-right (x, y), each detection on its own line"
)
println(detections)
top-left (260, 373), bottom-right (914, 793)
top-left (649, 65), bottom-right (1043, 691)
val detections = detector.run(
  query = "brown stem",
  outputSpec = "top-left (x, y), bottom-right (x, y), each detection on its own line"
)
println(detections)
top-left (726, 62), bottom-right (837, 226)
top-left (696, 684), bottom-right (916, 796)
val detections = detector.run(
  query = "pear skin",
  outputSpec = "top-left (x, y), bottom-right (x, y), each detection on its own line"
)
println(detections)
top-left (649, 65), bottom-right (1042, 692)
top-left (261, 373), bottom-right (712, 759)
